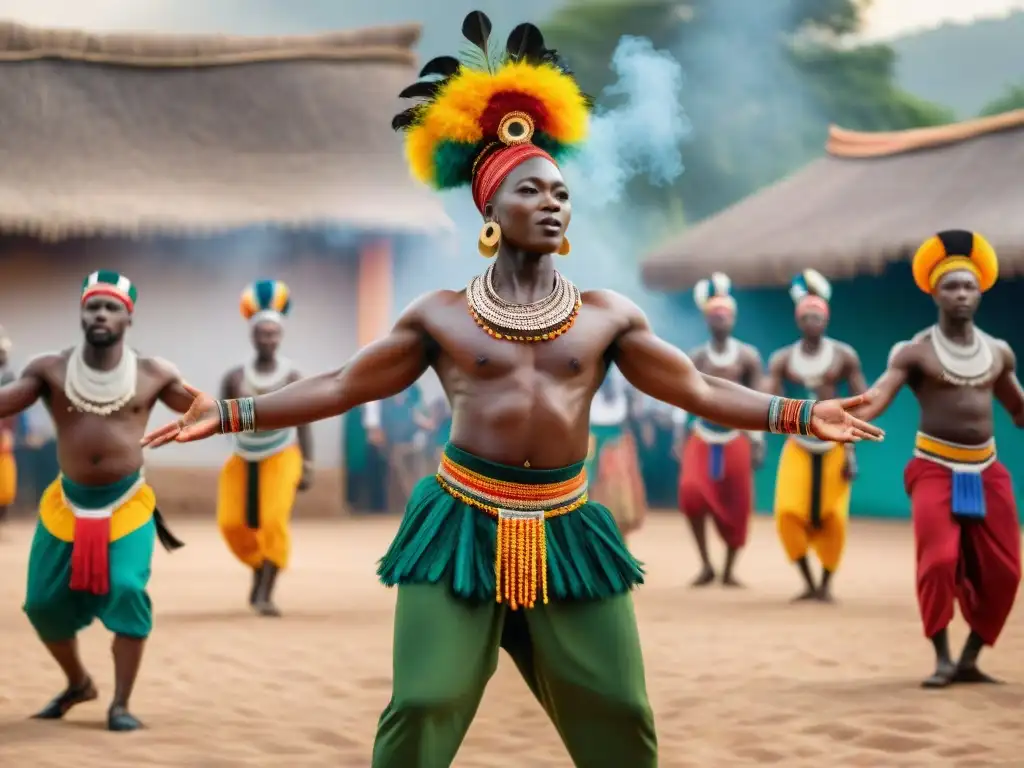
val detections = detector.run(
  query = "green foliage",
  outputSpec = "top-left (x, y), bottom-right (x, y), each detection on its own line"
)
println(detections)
top-left (979, 83), bottom-right (1024, 117)
top-left (542, 0), bottom-right (954, 225)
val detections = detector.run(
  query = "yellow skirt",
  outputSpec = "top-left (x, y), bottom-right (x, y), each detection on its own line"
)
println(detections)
top-left (0, 451), bottom-right (15, 507)
top-left (773, 439), bottom-right (850, 571)
top-left (216, 444), bottom-right (302, 570)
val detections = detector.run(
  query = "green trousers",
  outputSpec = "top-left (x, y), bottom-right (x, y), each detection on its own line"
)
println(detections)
top-left (371, 582), bottom-right (657, 767)
top-left (23, 517), bottom-right (155, 642)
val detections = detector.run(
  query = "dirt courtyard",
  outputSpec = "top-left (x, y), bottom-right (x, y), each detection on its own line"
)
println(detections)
top-left (1, 513), bottom-right (1022, 767)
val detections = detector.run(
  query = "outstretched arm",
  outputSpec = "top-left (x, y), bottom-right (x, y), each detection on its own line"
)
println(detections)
top-left (843, 346), bottom-right (868, 396)
top-left (143, 299), bottom-right (435, 448)
top-left (0, 355), bottom-right (49, 418)
top-left (993, 342), bottom-right (1024, 427)
top-left (609, 294), bottom-right (881, 441)
top-left (847, 342), bottom-right (912, 422)
top-left (154, 358), bottom-right (201, 414)
top-left (614, 300), bottom-right (773, 429)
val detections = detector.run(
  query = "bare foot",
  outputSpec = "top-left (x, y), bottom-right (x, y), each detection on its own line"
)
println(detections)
top-left (107, 704), bottom-right (144, 731)
top-left (791, 587), bottom-right (818, 602)
top-left (815, 587), bottom-right (835, 603)
top-left (254, 600), bottom-right (282, 618)
top-left (32, 677), bottom-right (98, 719)
top-left (952, 664), bottom-right (1002, 684)
top-left (721, 574), bottom-right (745, 588)
top-left (921, 659), bottom-right (957, 689)
top-left (690, 566), bottom-right (716, 587)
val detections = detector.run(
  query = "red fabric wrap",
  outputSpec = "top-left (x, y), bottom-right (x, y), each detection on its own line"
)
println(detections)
top-left (471, 144), bottom-right (556, 213)
top-left (678, 433), bottom-right (753, 550)
top-left (906, 457), bottom-right (1021, 645)
top-left (795, 295), bottom-right (829, 320)
top-left (82, 286), bottom-right (134, 314)
top-left (70, 516), bottom-right (112, 595)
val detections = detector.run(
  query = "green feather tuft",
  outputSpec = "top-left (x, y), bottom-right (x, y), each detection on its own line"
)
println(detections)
top-left (431, 140), bottom-right (482, 190)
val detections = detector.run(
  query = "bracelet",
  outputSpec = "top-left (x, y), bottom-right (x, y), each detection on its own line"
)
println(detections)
top-left (767, 396), bottom-right (815, 436)
top-left (216, 397), bottom-right (257, 434)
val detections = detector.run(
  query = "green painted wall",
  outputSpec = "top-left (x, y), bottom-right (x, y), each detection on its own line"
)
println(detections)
top-left (659, 262), bottom-right (1024, 518)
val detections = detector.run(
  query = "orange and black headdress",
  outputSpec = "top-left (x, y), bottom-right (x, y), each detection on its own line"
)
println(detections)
top-left (912, 230), bottom-right (998, 294)
top-left (392, 11), bottom-right (593, 213)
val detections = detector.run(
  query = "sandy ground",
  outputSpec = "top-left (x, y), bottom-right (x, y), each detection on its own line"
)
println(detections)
top-left (1, 513), bottom-right (1023, 768)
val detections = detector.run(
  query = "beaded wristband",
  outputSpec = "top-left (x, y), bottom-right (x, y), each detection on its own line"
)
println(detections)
top-left (216, 397), bottom-right (257, 434)
top-left (767, 396), bottom-right (815, 437)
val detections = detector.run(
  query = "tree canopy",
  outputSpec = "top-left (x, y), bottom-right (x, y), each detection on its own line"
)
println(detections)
top-left (979, 83), bottom-right (1024, 116)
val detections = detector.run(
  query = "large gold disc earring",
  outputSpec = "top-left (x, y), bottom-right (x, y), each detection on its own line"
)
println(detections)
top-left (557, 236), bottom-right (571, 256)
top-left (478, 221), bottom-right (501, 258)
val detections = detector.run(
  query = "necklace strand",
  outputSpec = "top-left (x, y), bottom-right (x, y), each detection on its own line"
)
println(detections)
top-left (64, 344), bottom-right (138, 416)
top-left (467, 263), bottom-right (582, 342)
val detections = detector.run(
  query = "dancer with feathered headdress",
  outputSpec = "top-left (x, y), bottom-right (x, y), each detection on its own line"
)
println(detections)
top-left (763, 269), bottom-right (868, 602)
top-left (141, 12), bottom-right (882, 766)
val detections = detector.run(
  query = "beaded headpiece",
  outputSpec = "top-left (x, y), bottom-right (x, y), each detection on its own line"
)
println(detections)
top-left (789, 269), bottom-right (831, 320)
top-left (82, 270), bottom-right (137, 313)
top-left (392, 10), bottom-right (593, 213)
top-left (240, 279), bottom-right (291, 328)
top-left (912, 230), bottom-right (998, 295)
top-left (694, 272), bottom-right (736, 317)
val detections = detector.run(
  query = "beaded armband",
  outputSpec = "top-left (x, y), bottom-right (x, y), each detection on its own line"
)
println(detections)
top-left (767, 396), bottom-right (815, 437)
top-left (216, 397), bottom-right (257, 434)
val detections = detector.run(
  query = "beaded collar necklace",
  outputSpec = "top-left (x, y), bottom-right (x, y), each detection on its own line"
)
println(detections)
top-left (467, 263), bottom-right (582, 342)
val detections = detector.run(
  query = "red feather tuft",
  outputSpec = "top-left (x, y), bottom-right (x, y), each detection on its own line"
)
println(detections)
top-left (479, 92), bottom-right (550, 136)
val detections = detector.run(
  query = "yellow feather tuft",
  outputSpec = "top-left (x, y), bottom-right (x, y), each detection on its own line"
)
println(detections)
top-left (404, 61), bottom-right (590, 185)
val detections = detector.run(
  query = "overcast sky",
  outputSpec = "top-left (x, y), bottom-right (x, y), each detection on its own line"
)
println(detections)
top-left (1, 0), bottom-right (1023, 40)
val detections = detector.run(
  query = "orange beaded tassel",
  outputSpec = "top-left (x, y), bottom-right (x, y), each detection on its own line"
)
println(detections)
top-left (436, 452), bottom-right (587, 610)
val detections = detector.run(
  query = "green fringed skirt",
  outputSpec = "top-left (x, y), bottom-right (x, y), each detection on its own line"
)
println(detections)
top-left (377, 444), bottom-right (645, 603)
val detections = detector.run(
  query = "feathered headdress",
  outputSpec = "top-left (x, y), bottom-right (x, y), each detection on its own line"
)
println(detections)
top-left (912, 230), bottom-right (998, 294)
top-left (693, 272), bottom-right (736, 316)
top-left (240, 279), bottom-right (291, 327)
top-left (392, 11), bottom-right (593, 212)
top-left (789, 269), bottom-right (831, 319)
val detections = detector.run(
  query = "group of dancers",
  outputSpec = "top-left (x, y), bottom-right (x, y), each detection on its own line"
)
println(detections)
top-left (0, 9), bottom-right (1018, 766)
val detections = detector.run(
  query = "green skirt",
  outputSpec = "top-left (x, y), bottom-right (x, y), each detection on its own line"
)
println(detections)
top-left (377, 444), bottom-right (644, 603)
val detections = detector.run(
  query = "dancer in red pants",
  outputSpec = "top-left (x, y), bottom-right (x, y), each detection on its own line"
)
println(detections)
top-left (678, 273), bottom-right (764, 586)
top-left (851, 230), bottom-right (1022, 687)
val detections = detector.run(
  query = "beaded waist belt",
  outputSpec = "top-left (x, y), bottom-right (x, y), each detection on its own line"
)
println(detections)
top-left (914, 432), bottom-right (996, 473)
top-left (436, 448), bottom-right (588, 610)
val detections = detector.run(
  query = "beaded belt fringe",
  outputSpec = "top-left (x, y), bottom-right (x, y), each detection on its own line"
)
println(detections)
top-left (435, 453), bottom-right (588, 610)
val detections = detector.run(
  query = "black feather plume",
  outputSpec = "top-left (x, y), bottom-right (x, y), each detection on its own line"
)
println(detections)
top-left (461, 11), bottom-right (493, 51)
top-left (391, 107), bottom-right (420, 132)
top-left (398, 81), bottom-right (443, 100)
top-left (419, 56), bottom-right (460, 79)
top-left (505, 23), bottom-right (546, 64)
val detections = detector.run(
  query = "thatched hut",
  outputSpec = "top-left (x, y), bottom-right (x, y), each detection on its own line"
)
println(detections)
top-left (642, 110), bottom-right (1024, 291)
top-left (0, 20), bottom-right (450, 516)
top-left (639, 112), bottom-right (1024, 518)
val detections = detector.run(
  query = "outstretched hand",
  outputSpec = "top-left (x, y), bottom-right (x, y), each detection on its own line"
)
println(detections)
top-left (810, 391), bottom-right (884, 444)
top-left (141, 383), bottom-right (221, 448)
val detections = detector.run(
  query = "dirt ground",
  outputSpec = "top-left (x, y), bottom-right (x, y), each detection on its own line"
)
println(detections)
top-left (1, 513), bottom-right (1022, 768)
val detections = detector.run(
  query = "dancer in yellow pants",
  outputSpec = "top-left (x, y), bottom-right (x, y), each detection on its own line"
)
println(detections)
top-left (765, 269), bottom-right (866, 602)
top-left (217, 279), bottom-right (312, 616)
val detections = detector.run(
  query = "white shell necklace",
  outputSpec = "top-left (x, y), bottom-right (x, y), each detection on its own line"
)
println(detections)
top-left (930, 325), bottom-right (995, 387)
top-left (789, 337), bottom-right (835, 388)
top-left (64, 343), bottom-right (138, 416)
top-left (243, 357), bottom-right (293, 394)
top-left (704, 337), bottom-right (739, 368)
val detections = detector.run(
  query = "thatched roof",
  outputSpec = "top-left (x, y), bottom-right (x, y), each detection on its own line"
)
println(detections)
top-left (641, 110), bottom-right (1024, 291)
top-left (0, 20), bottom-right (451, 240)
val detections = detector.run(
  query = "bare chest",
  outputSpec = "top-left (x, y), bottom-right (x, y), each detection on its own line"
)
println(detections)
top-left (429, 303), bottom-right (616, 385)
top-left (44, 362), bottom-right (161, 428)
